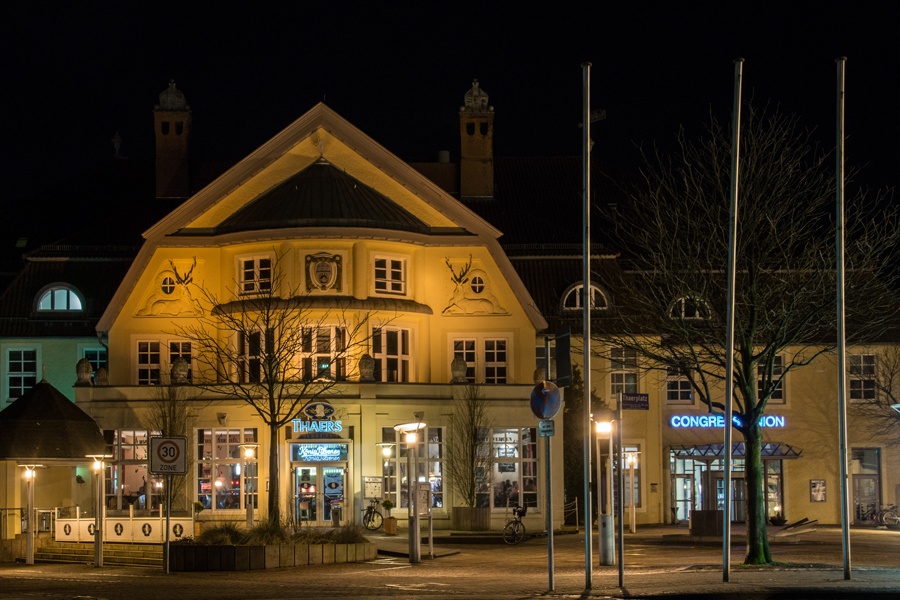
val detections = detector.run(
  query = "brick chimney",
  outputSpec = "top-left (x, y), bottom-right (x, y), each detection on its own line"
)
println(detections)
top-left (459, 80), bottom-right (494, 198)
top-left (154, 80), bottom-right (191, 199)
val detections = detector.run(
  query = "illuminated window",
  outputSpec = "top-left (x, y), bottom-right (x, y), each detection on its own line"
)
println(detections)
top-left (37, 286), bottom-right (83, 311)
top-left (381, 427), bottom-right (443, 510)
top-left (83, 348), bottom-right (107, 384)
top-left (137, 341), bottom-right (161, 385)
top-left (196, 428), bottom-right (258, 512)
top-left (666, 369), bottom-right (692, 404)
top-left (486, 428), bottom-right (538, 510)
top-left (453, 339), bottom-right (476, 383)
top-left (238, 256), bottom-right (272, 294)
top-left (610, 347), bottom-right (637, 396)
top-left (6, 349), bottom-right (37, 402)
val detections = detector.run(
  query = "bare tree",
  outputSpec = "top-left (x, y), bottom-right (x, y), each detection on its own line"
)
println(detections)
top-left (174, 253), bottom-right (383, 523)
top-left (595, 105), bottom-right (899, 564)
top-left (851, 345), bottom-right (900, 446)
top-left (444, 384), bottom-right (494, 508)
top-left (145, 361), bottom-right (197, 511)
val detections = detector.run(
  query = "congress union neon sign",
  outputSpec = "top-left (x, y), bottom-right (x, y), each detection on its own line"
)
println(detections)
top-left (290, 443), bottom-right (349, 462)
top-left (669, 414), bottom-right (786, 429)
top-left (292, 419), bottom-right (343, 434)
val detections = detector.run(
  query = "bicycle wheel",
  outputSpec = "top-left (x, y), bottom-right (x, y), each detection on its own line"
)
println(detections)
top-left (502, 520), bottom-right (525, 545)
top-left (883, 511), bottom-right (900, 529)
top-left (364, 511), bottom-right (383, 530)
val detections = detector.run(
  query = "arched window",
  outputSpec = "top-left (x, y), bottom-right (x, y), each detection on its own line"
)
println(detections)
top-left (669, 297), bottom-right (709, 320)
top-left (37, 286), bottom-right (83, 311)
top-left (561, 283), bottom-right (607, 312)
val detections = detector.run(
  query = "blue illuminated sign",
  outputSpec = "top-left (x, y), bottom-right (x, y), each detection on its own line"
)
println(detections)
top-left (290, 443), bottom-right (349, 462)
top-left (292, 420), bottom-right (343, 433)
top-left (669, 415), bottom-right (785, 428)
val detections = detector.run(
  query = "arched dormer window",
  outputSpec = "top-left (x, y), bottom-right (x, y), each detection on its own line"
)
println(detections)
top-left (669, 297), bottom-right (710, 320)
top-left (561, 282), bottom-right (608, 312)
top-left (36, 285), bottom-right (83, 311)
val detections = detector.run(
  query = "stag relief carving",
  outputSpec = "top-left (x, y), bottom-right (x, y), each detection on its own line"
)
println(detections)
top-left (136, 258), bottom-right (204, 317)
top-left (442, 256), bottom-right (507, 316)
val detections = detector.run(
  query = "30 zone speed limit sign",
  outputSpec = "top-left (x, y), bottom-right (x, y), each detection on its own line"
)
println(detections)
top-left (150, 437), bottom-right (187, 475)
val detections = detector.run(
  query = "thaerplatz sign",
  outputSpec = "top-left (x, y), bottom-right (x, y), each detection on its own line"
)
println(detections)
top-left (669, 414), bottom-right (786, 429)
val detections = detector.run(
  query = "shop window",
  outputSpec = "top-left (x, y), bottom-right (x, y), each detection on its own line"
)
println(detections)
top-left (197, 428), bottom-right (259, 511)
top-left (666, 368), bottom-right (692, 404)
top-left (381, 427), bottom-right (443, 510)
top-left (849, 354), bottom-right (876, 401)
top-left (103, 430), bottom-right (161, 511)
top-left (758, 355), bottom-right (785, 404)
top-left (453, 339), bottom-right (476, 383)
top-left (486, 428), bottom-right (538, 510)
top-left (37, 285), bottom-right (83, 311)
top-left (238, 256), bottom-right (272, 294)
top-left (300, 327), bottom-right (346, 381)
top-left (610, 347), bottom-right (637, 396)
top-left (374, 256), bottom-right (406, 295)
top-left (372, 327), bottom-right (410, 382)
top-left (137, 341), bottom-right (161, 385)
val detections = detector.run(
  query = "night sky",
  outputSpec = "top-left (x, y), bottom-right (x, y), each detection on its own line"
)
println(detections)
top-left (5, 3), bottom-right (898, 202)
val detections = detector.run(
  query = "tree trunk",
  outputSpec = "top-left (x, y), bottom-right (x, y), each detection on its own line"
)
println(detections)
top-left (268, 423), bottom-right (280, 524)
top-left (742, 425), bottom-right (772, 564)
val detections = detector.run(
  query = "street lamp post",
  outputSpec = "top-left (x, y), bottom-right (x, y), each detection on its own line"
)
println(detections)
top-left (86, 454), bottom-right (112, 568)
top-left (627, 453), bottom-right (637, 534)
top-left (595, 420), bottom-right (614, 565)
top-left (394, 417), bottom-right (426, 564)
top-left (21, 465), bottom-right (41, 565)
top-left (241, 444), bottom-right (259, 529)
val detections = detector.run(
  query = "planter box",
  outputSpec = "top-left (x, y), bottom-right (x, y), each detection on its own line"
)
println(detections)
top-left (453, 507), bottom-right (491, 531)
top-left (384, 517), bottom-right (398, 535)
top-left (168, 542), bottom-right (377, 571)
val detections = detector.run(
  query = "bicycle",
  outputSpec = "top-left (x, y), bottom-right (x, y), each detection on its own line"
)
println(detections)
top-left (362, 498), bottom-right (383, 530)
top-left (877, 504), bottom-right (899, 529)
top-left (502, 505), bottom-right (527, 544)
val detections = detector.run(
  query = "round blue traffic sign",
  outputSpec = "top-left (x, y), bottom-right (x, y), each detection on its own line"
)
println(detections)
top-left (531, 381), bottom-right (561, 420)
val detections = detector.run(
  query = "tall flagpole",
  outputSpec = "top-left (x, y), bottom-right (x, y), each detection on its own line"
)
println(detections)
top-left (835, 55), bottom-right (852, 581)
top-left (581, 60), bottom-right (593, 590)
top-left (723, 58), bottom-right (743, 583)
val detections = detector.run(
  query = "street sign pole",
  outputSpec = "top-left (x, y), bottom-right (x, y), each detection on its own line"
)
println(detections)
top-left (149, 437), bottom-right (187, 574)
top-left (617, 391), bottom-right (624, 588)
top-left (544, 337), bottom-right (554, 591)
top-left (165, 474), bottom-right (171, 574)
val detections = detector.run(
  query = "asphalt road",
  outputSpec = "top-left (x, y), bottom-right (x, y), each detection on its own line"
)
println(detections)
top-left (1, 526), bottom-right (897, 599)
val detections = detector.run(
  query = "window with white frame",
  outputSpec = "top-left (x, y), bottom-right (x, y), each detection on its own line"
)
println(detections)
top-left (37, 285), bottom-right (83, 311)
top-left (101, 429), bottom-right (163, 510)
top-left (562, 283), bottom-right (607, 311)
top-left (374, 257), bottom-right (406, 295)
top-left (372, 327), bottom-right (410, 382)
top-left (610, 347), bottom-right (637, 396)
top-left (300, 327), bottom-right (346, 381)
top-left (484, 339), bottom-right (507, 384)
top-left (757, 355), bottom-right (784, 404)
top-left (485, 428), bottom-right (538, 510)
top-left (169, 341), bottom-right (192, 382)
top-left (381, 427), bottom-right (443, 509)
top-left (7, 348), bottom-right (37, 402)
top-left (614, 445), bottom-right (642, 507)
top-left (197, 428), bottom-right (258, 511)
top-left (238, 256), bottom-right (272, 294)
top-left (669, 297), bottom-right (710, 320)
top-left (453, 339), bottom-right (476, 383)
top-left (82, 348), bottom-right (107, 384)
top-left (238, 330), bottom-right (273, 383)
top-left (137, 341), bottom-right (161, 385)
top-left (535, 342), bottom-right (555, 371)
top-left (849, 354), bottom-right (876, 401)
top-left (666, 368), bottom-right (692, 404)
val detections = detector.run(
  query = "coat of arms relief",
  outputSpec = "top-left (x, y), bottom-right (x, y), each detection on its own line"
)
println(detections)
top-left (136, 258), bottom-right (204, 317)
top-left (305, 253), bottom-right (342, 292)
top-left (442, 256), bottom-right (507, 315)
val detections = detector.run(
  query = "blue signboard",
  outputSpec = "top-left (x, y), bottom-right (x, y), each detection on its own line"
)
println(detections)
top-left (290, 443), bottom-right (349, 462)
top-left (622, 393), bottom-right (649, 410)
top-left (531, 381), bottom-right (562, 420)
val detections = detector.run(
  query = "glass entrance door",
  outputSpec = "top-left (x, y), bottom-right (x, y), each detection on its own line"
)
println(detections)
top-left (294, 466), bottom-right (345, 526)
top-left (673, 475), bottom-right (693, 522)
top-left (715, 475), bottom-right (746, 522)
top-left (853, 475), bottom-right (879, 524)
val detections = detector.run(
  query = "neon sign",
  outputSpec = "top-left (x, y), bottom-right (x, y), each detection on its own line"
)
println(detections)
top-left (292, 420), bottom-right (343, 433)
top-left (669, 415), bottom-right (785, 428)
top-left (291, 443), bottom-right (348, 462)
